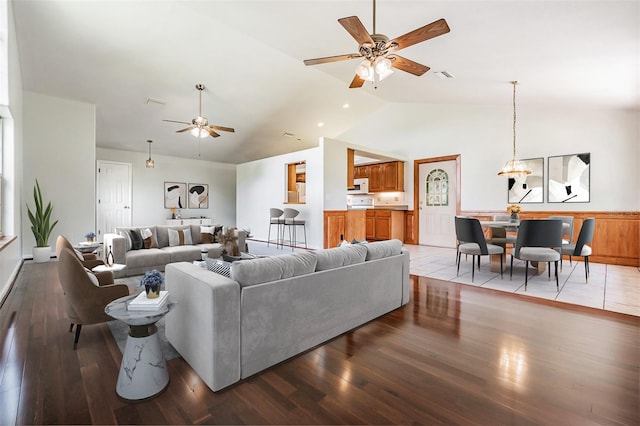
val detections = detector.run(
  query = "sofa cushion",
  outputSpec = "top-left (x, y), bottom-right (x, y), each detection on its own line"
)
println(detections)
top-left (125, 248), bottom-right (170, 269)
top-left (168, 228), bottom-right (193, 246)
top-left (230, 256), bottom-right (290, 287)
top-left (314, 244), bottom-right (367, 271)
top-left (163, 245), bottom-right (202, 263)
top-left (365, 239), bottom-right (403, 261)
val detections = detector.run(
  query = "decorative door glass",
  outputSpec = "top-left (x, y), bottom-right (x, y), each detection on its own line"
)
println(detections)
top-left (426, 168), bottom-right (449, 206)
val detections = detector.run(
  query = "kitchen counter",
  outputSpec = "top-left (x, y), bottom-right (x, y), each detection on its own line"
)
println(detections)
top-left (372, 205), bottom-right (408, 210)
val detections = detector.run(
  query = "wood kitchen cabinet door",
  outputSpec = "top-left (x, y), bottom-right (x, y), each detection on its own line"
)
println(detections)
top-left (368, 164), bottom-right (383, 192)
top-left (374, 210), bottom-right (392, 240)
top-left (324, 211), bottom-right (346, 248)
top-left (382, 161), bottom-right (404, 191)
top-left (365, 210), bottom-right (375, 240)
top-left (355, 165), bottom-right (369, 179)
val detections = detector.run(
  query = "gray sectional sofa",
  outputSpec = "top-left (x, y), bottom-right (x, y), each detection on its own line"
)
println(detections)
top-left (164, 239), bottom-right (410, 392)
top-left (103, 225), bottom-right (247, 277)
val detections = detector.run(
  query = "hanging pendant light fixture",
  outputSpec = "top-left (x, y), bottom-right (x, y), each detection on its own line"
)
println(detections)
top-left (498, 81), bottom-right (531, 177)
top-left (145, 140), bottom-right (155, 168)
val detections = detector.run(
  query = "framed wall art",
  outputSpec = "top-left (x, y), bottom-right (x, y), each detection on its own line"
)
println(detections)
top-left (164, 182), bottom-right (186, 209)
top-left (507, 157), bottom-right (544, 203)
top-left (548, 153), bottom-right (590, 203)
top-left (188, 183), bottom-right (209, 209)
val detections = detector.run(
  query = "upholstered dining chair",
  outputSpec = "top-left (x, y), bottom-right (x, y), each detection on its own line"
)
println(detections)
top-left (561, 218), bottom-right (596, 282)
top-left (510, 219), bottom-right (563, 291)
top-left (487, 214), bottom-right (518, 246)
top-left (454, 216), bottom-right (504, 282)
top-left (56, 235), bottom-right (113, 285)
top-left (57, 247), bottom-right (129, 349)
top-left (267, 208), bottom-right (284, 248)
top-left (548, 215), bottom-right (574, 245)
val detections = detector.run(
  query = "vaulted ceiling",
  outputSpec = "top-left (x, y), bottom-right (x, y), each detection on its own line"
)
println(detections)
top-left (12, 1), bottom-right (639, 164)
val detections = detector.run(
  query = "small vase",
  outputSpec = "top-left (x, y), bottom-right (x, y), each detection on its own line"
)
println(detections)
top-left (106, 244), bottom-right (115, 267)
top-left (145, 285), bottom-right (160, 299)
top-left (86, 237), bottom-right (94, 243)
top-left (510, 213), bottom-right (519, 222)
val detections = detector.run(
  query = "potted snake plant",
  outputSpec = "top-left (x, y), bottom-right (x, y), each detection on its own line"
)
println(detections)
top-left (26, 179), bottom-right (59, 262)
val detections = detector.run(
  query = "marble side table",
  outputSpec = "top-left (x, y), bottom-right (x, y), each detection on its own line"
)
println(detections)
top-left (105, 294), bottom-right (175, 401)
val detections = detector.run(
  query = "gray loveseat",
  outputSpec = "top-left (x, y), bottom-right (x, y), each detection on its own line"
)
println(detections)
top-left (164, 239), bottom-right (410, 392)
top-left (103, 225), bottom-right (247, 277)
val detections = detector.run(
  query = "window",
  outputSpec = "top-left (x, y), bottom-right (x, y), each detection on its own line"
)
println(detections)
top-left (425, 168), bottom-right (449, 206)
top-left (285, 161), bottom-right (306, 204)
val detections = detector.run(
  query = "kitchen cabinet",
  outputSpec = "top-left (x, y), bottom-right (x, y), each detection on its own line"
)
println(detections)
top-left (355, 165), bottom-right (369, 179)
top-left (347, 148), bottom-right (355, 189)
top-left (366, 209), bottom-right (405, 241)
top-left (365, 161), bottom-right (404, 192)
top-left (323, 210), bottom-right (370, 248)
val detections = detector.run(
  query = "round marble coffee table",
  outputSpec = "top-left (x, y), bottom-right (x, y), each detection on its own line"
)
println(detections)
top-left (105, 294), bottom-right (175, 401)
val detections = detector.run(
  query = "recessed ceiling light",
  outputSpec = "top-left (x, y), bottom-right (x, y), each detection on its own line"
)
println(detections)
top-left (342, 103), bottom-right (350, 109)
top-left (317, 122), bottom-right (324, 127)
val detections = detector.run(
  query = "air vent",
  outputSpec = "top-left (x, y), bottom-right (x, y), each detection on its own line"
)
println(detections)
top-left (434, 71), bottom-right (454, 79)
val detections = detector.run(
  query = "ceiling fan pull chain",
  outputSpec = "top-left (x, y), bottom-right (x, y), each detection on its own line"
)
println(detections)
top-left (372, 0), bottom-right (376, 34)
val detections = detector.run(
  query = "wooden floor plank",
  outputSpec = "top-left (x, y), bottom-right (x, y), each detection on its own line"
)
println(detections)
top-left (0, 261), bottom-right (638, 425)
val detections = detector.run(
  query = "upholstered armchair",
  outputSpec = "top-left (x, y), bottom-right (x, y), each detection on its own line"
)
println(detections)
top-left (57, 247), bottom-right (130, 349)
top-left (56, 235), bottom-right (115, 285)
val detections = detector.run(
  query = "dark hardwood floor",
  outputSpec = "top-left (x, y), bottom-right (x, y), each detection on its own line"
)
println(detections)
top-left (1, 261), bottom-right (638, 425)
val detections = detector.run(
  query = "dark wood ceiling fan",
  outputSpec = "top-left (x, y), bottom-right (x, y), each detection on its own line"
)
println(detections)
top-left (163, 84), bottom-right (235, 138)
top-left (303, 0), bottom-right (450, 88)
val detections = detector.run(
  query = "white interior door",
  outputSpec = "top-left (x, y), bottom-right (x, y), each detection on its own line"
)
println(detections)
top-left (97, 161), bottom-right (132, 241)
top-left (418, 160), bottom-right (458, 248)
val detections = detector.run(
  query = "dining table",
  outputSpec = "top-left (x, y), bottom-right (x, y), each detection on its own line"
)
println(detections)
top-left (479, 220), bottom-right (547, 275)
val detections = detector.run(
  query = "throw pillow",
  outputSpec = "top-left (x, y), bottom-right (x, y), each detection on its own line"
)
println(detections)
top-left (140, 228), bottom-right (156, 249)
top-left (118, 230), bottom-right (132, 251)
top-left (205, 257), bottom-right (232, 278)
top-left (200, 225), bottom-right (215, 244)
top-left (129, 229), bottom-right (144, 250)
top-left (212, 225), bottom-right (224, 242)
top-left (168, 228), bottom-right (193, 247)
top-left (84, 268), bottom-right (100, 287)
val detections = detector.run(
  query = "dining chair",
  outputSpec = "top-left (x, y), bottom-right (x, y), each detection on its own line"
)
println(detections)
top-left (510, 219), bottom-right (563, 291)
top-left (561, 218), bottom-right (595, 282)
top-left (487, 214), bottom-right (517, 246)
top-left (548, 215), bottom-right (574, 244)
top-left (454, 216), bottom-right (504, 282)
top-left (267, 208), bottom-right (284, 248)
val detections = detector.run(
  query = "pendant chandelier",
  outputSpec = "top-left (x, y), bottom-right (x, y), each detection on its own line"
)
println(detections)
top-left (498, 81), bottom-right (531, 177)
top-left (146, 140), bottom-right (155, 168)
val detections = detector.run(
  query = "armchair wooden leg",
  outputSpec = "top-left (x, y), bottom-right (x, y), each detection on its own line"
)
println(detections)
top-left (73, 324), bottom-right (82, 350)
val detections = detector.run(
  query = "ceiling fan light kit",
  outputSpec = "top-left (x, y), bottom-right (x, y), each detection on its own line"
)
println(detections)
top-left (498, 81), bottom-right (532, 178)
top-left (163, 84), bottom-right (235, 139)
top-left (303, 0), bottom-right (450, 88)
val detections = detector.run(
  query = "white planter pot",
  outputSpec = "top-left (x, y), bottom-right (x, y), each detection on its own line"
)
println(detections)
top-left (33, 246), bottom-right (52, 263)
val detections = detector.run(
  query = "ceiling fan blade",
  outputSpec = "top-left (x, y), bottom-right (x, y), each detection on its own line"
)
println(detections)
top-left (349, 74), bottom-right (366, 89)
top-left (206, 128), bottom-right (221, 138)
top-left (338, 16), bottom-right (374, 46)
top-left (388, 18), bottom-right (450, 51)
top-left (210, 125), bottom-right (235, 133)
top-left (304, 53), bottom-right (362, 66)
top-left (163, 119), bottom-right (191, 125)
top-left (176, 126), bottom-right (195, 133)
top-left (389, 55), bottom-right (430, 76)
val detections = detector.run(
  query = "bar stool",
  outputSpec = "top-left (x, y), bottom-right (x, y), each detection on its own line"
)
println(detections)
top-left (282, 208), bottom-right (307, 250)
top-left (267, 208), bottom-right (284, 248)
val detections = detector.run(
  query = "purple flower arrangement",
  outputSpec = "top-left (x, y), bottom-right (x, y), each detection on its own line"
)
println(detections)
top-left (140, 269), bottom-right (164, 292)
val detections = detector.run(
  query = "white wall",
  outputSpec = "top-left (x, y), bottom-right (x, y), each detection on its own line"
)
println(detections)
top-left (339, 103), bottom-right (640, 212)
top-left (236, 145), bottom-right (324, 248)
top-left (0, 0), bottom-right (24, 302)
top-left (21, 92), bottom-right (96, 257)
top-left (97, 148), bottom-right (237, 229)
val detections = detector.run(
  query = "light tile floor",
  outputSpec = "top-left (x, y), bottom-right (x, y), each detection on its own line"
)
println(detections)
top-left (403, 244), bottom-right (640, 317)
